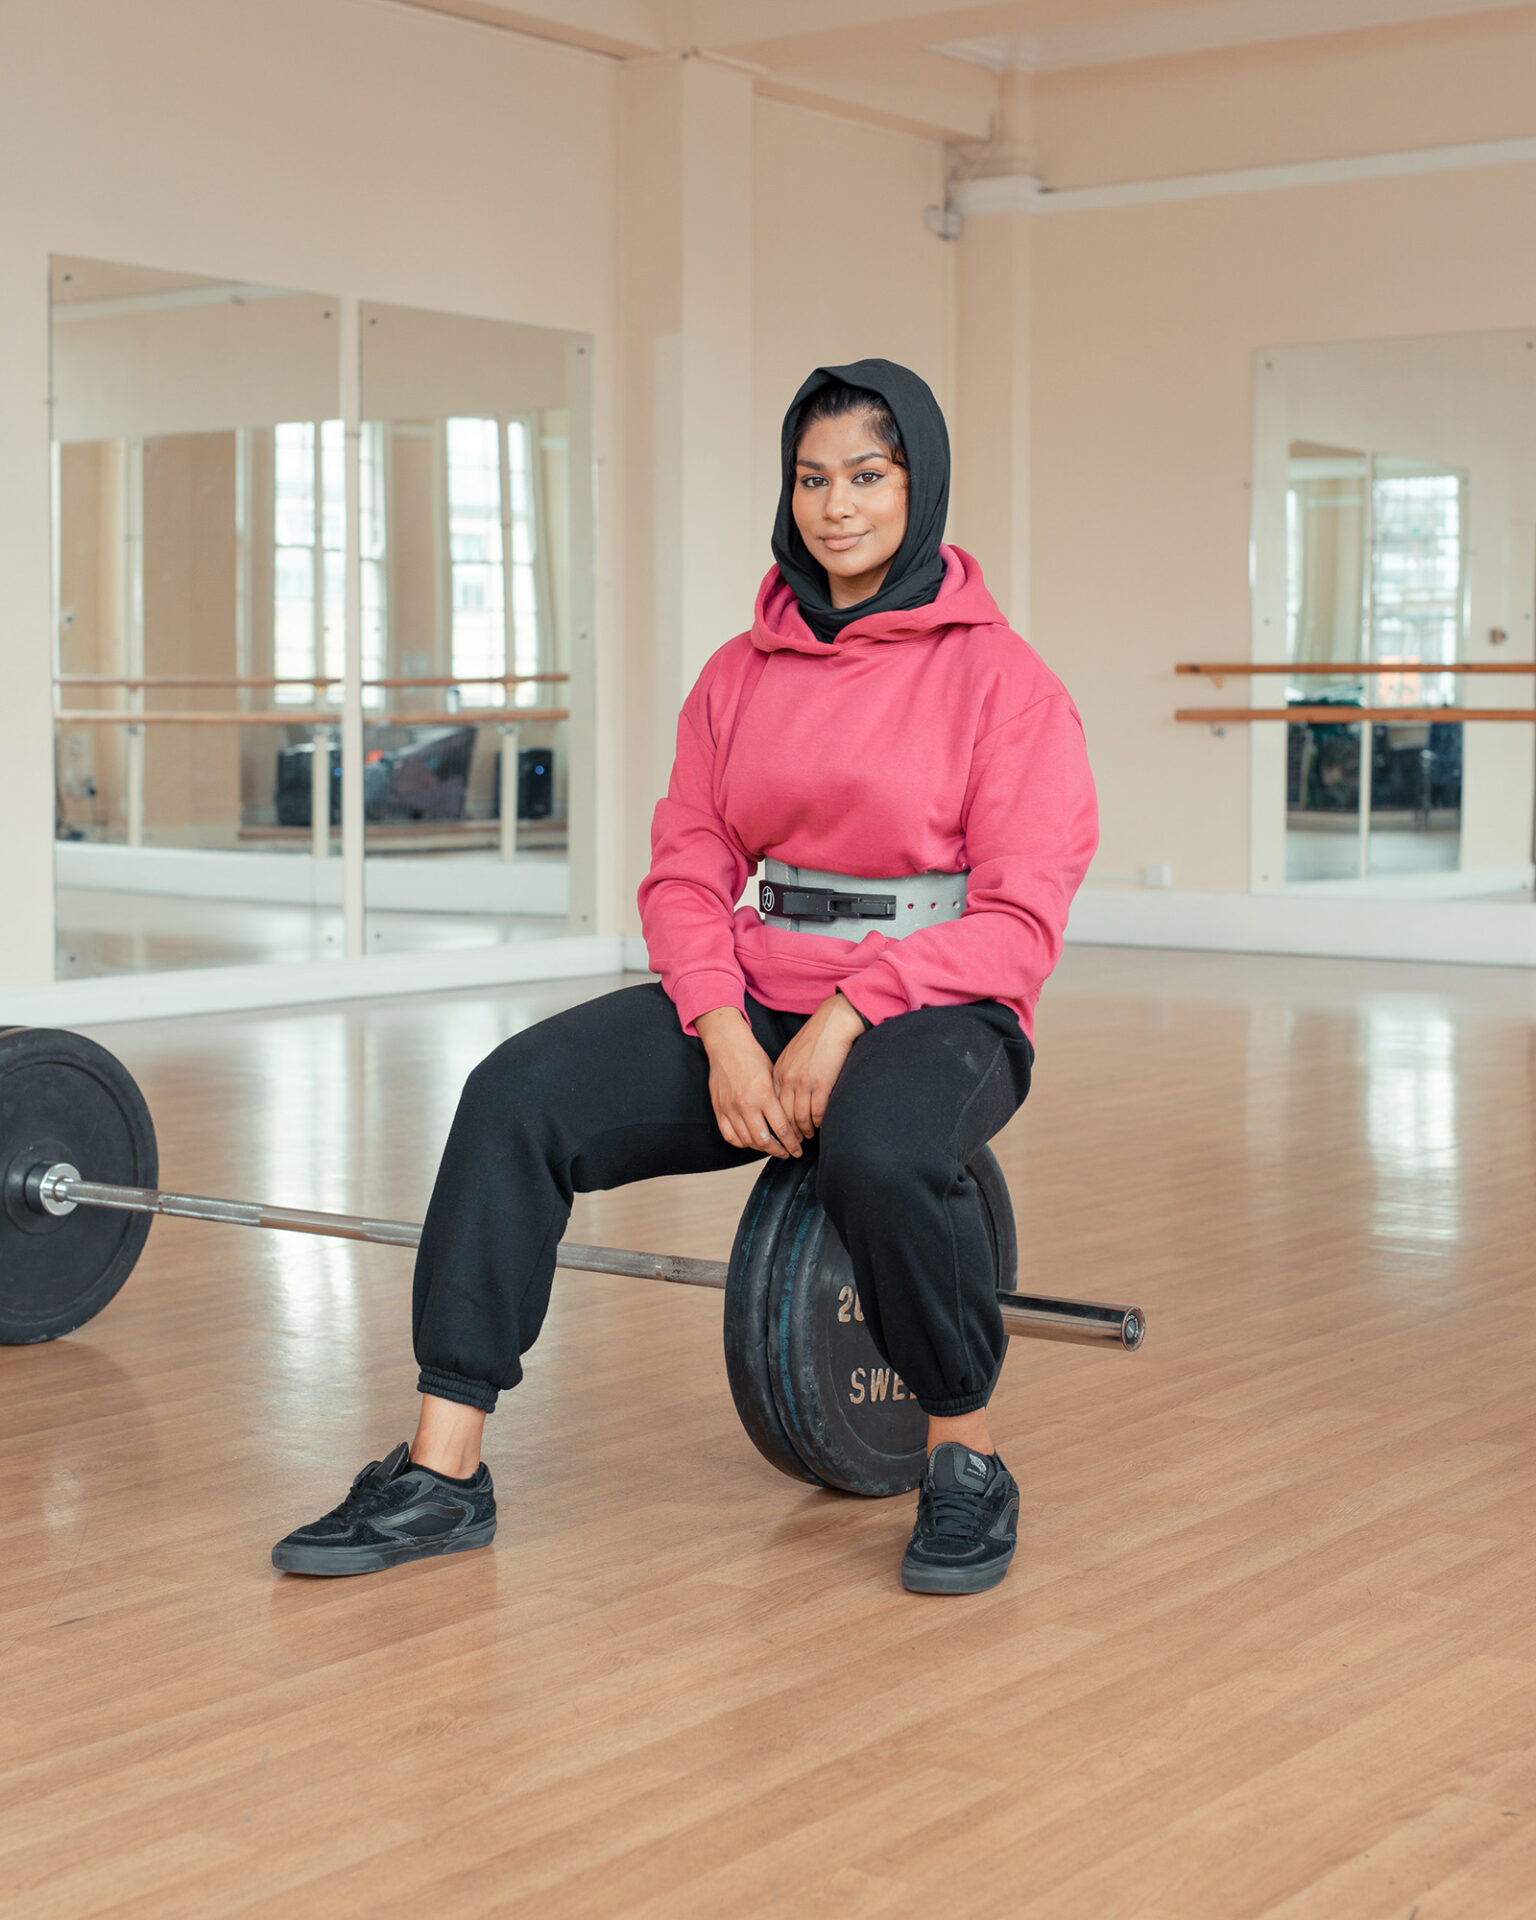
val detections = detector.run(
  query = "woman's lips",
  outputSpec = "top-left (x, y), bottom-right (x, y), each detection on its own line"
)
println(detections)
top-left (820, 532), bottom-right (866, 551)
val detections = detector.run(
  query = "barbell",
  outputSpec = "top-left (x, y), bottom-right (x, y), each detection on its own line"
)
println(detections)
top-left (0, 1024), bottom-right (1144, 1497)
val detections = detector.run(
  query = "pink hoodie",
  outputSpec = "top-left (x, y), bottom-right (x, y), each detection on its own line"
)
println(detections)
top-left (638, 546), bottom-right (1098, 1042)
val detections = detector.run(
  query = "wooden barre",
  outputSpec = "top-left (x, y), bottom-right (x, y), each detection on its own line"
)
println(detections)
top-left (1177, 707), bottom-right (1529, 724)
top-left (1177, 662), bottom-right (1533, 676)
top-left (55, 709), bottom-right (570, 728)
top-left (363, 674), bottom-right (569, 690)
top-left (56, 673), bottom-right (569, 691)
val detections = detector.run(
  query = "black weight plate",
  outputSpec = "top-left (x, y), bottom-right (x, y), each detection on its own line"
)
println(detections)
top-left (972, 1145), bottom-right (1018, 1295)
top-left (765, 1173), bottom-right (926, 1498)
top-left (0, 1027), bottom-right (157, 1343)
top-left (766, 1146), bottom-right (1017, 1498)
top-left (722, 1154), bottom-right (828, 1488)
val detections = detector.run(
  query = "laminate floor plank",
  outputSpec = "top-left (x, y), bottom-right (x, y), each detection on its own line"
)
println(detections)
top-left (4, 950), bottom-right (1535, 1915)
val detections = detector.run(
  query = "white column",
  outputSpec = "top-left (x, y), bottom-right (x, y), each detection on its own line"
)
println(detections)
top-left (340, 296), bottom-right (365, 957)
top-left (618, 52), bottom-right (755, 929)
top-left (1248, 354), bottom-right (1292, 891)
top-left (1359, 454), bottom-right (1377, 880)
top-left (563, 336), bottom-right (601, 934)
top-left (308, 422), bottom-right (331, 865)
top-left (498, 413), bottom-right (516, 701)
top-left (499, 722), bottom-right (521, 865)
top-left (952, 213), bottom-right (1031, 631)
top-left (951, 68), bottom-right (1035, 627)
top-left (122, 437), bottom-right (146, 848)
top-left (310, 726), bottom-right (330, 861)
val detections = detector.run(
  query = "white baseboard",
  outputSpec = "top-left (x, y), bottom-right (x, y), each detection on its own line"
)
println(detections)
top-left (1280, 864), bottom-right (1533, 901)
top-left (622, 933), bottom-right (656, 975)
top-left (55, 841), bottom-right (570, 916)
top-left (1068, 887), bottom-right (1536, 967)
top-left (1, 934), bottom-right (628, 1029)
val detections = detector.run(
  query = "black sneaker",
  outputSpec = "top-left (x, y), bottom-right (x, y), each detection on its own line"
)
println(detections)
top-left (900, 1442), bottom-right (1019, 1595)
top-left (271, 1442), bottom-right (496, 1577)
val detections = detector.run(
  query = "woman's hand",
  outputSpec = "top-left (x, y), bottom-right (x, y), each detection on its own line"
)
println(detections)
top-left (772, 993), bottom-right (865, 1142)
top-left (695, 1009), bottom-right (802, 1158)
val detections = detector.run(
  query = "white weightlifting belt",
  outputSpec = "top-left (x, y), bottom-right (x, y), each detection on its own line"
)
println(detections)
top-left (760, 858), bottom-right (968, 940)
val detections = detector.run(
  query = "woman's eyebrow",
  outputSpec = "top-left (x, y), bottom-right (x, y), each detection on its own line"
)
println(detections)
top-left (795, 450), bottom-right (888, 471)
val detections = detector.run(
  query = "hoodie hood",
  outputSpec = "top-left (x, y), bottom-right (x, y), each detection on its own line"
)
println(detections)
top-left (751, 545), bottom-right (1006, 656)
top-left (772, 358), bottom-right (951, 643)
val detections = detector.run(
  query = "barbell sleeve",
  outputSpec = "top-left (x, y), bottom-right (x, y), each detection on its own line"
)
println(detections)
top-left (37, 1167), bottom-right (1143, 1350)
top-left (996, 1290), bottom-right (1143, 1350)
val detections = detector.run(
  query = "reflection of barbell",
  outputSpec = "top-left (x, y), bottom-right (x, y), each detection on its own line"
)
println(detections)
top-left (1, 1027), bottom-right (1144, 1497)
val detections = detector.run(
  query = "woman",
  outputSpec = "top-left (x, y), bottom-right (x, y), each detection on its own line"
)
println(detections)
top-left (273, 359), bottom-right (1098, 1596)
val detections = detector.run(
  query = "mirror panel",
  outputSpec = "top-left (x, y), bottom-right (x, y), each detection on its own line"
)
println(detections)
top-left (358, 302), bottom-right (590, 956)
top-left (1257, 328), bottom-right (1535, 900)
top-left (51, 255), bottom-right (344, 976)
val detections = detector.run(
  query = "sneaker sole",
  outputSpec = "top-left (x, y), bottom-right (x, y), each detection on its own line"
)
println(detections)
top-left (272, 1518), bottom-right (497, 1577)
top-left (900, 1546), bottom-right (1015, 1595)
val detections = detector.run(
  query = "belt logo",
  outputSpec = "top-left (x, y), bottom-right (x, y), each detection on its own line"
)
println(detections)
top-left (760, 883), bottom-right (777, 914)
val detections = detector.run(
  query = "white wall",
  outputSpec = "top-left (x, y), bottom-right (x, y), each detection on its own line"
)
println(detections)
top-left (751, 96), bottom-right (956, 550)
top-left (0, 0), bottom-right (621, 991)
top-left (1027, 162), bottom-right (1536, 897)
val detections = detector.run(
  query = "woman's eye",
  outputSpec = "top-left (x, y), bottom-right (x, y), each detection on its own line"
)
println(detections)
top-left (799, 474), bottom-right (825, 488)
top-left (854, 470), bottom-right (883, 484)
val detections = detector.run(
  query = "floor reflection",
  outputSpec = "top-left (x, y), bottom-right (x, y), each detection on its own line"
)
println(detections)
top-left (56, 886), bottom-right (570, 977)
top-left (1362, 1006), bottom-right (1461, 1267)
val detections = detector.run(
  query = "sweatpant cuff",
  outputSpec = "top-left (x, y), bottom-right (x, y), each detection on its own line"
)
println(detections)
top-left (416, 1367), bottom-right (500, 1414)
top-left (917, 1389), bottom-right (989, 1417)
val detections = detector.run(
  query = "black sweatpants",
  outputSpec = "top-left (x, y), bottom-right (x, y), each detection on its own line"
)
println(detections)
top-left (412, 982), bottom-right (1032, 1418)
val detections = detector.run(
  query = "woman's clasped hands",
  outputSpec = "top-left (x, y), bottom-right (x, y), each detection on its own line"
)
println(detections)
top-left (695, 994), bottom-right (866, 1158)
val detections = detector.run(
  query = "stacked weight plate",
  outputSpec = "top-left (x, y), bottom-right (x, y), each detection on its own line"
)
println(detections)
top-left (722, 1147), bottom-right (1017, 1497)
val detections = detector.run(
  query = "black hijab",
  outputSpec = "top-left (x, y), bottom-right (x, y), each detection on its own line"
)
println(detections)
top-left (770, 357), bottom-right (950, 643)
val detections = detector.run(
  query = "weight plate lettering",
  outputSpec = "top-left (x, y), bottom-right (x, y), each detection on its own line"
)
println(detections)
top-left (765, 1146), bottom-right (1017, 1498)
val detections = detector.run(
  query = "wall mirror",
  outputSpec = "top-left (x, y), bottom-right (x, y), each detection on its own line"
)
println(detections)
top-left (1251, 327), bottom-right (1536, 900)
top-left (51, 264), bottom-right (594, 980)
top-left (51, 254), bottom-right (343, 976)
top-left (357, 301), bottom-right (592, 957)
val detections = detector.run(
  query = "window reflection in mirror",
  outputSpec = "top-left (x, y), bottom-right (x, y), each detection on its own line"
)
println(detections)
top-left (357, 302), bottom-right (590, 958)
top-left (1285, 450), bottom-right (1466, 882)
top-left (51, 255), bottom-right (342, 977)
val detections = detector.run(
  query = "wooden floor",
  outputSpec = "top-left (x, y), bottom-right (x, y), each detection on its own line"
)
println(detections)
top-left (4, 948), bottom-right (1535, 1917)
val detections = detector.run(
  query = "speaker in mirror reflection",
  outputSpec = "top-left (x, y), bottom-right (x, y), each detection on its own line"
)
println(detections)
top-left (1254, 327), bottom-right (1536, 902)
top-left (356, 301), bottom-right (593, 960)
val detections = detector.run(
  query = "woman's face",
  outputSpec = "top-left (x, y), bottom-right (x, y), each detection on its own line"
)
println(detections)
top-left (791, 411), bottom-right (909, 610)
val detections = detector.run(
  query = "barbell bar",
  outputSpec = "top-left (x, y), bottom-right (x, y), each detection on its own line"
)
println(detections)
top-left (29, 1163), bottom-right (1144, 1350)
